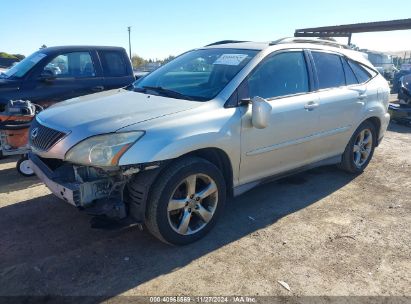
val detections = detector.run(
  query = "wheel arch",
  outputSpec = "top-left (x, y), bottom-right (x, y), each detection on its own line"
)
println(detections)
top-left (363, 116), bottom-right (382, 146)
top-left (179, 148), bottom-right (234, 198)
top-left (126, 147), bottom-right (235, 223)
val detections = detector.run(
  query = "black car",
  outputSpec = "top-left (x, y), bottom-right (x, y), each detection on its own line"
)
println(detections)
top-left (392, 69), bottom-right (411, 94)
top-left (398, 74), bottom-right (411, 105)
top-left (0, 46), bottom-right (135, 110)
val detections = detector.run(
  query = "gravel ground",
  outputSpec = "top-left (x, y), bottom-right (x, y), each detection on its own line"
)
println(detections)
top-left (0, 122), bottom-right (410, 299)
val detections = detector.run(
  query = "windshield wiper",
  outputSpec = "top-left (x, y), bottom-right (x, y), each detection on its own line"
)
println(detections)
top-left (142, 86), bottom-right (194, 100)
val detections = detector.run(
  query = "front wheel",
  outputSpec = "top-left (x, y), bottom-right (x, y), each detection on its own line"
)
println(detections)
top-left (339, 121), bottom-right (376, 173)
top-left (141, 156), bottom-right (226, 245)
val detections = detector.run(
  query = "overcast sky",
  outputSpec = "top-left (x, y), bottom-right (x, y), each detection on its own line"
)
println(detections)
top-left (1, 0), bottom-right (410, 58)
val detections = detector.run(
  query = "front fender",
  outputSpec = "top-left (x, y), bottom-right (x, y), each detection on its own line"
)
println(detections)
top-left (118, 106), bottom-right (242, 180)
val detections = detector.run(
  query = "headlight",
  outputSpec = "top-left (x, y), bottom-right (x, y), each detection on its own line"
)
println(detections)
top-left (65, 131), bottom-right (144, 166)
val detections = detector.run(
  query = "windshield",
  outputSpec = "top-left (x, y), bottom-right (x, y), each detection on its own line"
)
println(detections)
top-left (1, 51), bottom-right (47, 79)
top-left (132, 48), bottom-right (258, 101)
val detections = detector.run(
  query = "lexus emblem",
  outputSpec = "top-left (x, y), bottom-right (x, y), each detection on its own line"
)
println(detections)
top-left (31, 127), bottom-right (39, 140)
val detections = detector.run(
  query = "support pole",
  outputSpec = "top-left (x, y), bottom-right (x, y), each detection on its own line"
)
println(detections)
top-left (127, 26), bottom-right (132, 60)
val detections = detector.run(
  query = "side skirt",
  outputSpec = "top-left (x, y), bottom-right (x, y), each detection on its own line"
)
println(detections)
top-left (233, 155), bottom-right (342, 197)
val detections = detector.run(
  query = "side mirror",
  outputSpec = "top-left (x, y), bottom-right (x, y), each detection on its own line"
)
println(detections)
top-left (39, 70), bottom-right (56, 82)
top-left (251, 96), bottom-right (272, 129)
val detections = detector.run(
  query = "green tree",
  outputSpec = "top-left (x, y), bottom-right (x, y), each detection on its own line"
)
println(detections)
top-left (13, 54), bottom-right (25, 61)
top-left (131, 54), bottom-right (146, 69)
top-left (0, 52), bottom-right (18, 59)
top-left (162, 55), bottom-right (176, 64)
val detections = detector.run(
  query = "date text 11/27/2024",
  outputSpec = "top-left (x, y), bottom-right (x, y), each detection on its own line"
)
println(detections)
top-left (149, 296), bottom-right (257, 303)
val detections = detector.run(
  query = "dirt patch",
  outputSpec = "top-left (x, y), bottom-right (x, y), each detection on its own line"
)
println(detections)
top-left (0, 123), bottom-right (410, 297)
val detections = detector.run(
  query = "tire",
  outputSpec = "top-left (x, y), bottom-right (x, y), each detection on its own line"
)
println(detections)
top-left (16, 156), bottom-right (35, 177)
top-left (143, 156), bottom-right (226, 245)
top-left (339, 121), bottom-right (377, 174)
top-left (0, 142), bottom-right (5, 160)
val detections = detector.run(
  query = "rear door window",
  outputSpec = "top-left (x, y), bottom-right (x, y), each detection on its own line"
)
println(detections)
top-left (99, 51), bottom-right (128, 77)
top-left (311, 51), bottom-right (345, 90)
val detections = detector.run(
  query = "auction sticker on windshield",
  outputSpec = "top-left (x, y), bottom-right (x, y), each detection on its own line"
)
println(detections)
top-left (213, 54), bottom-right (248, 66)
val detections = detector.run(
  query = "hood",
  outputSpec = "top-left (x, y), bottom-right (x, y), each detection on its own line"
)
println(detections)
top-left (37, 89), bottom-right (202, 134)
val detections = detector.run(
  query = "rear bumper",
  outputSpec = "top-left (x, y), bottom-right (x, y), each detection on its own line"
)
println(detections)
top-left (378, 112), bottom-right (391, 144)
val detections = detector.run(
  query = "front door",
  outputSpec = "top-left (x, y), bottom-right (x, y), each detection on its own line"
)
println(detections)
top-left (239, 50), bottom-right (321, 185)
top-left (26, 51), bottom-right (104, 107)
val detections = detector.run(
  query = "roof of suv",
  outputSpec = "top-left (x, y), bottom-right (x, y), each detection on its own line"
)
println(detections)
top-left (203, 38), bottom-right (349, 50)
top-left (204, 41), bottom-right (269, 50)
top-left (202, 38), bottom-right (374, 69)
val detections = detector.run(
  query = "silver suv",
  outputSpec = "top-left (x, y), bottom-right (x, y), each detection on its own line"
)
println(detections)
top-left (28, 38), bottom-right (390, 245)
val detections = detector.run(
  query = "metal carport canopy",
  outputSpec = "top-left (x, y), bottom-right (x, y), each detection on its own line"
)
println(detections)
top-left (294, 18), bottom-right (411, 43)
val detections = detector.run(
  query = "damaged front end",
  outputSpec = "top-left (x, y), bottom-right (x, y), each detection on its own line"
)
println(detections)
top-left (399, 74), bottom-right (411, 105)
top-left (28, 152), bottom-right (162, 224)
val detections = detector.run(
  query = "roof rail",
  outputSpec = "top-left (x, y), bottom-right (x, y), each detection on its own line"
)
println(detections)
top-left (205, 40), bottom-right (249, 47)
top-left (270, 37), bottom-right (349, 49)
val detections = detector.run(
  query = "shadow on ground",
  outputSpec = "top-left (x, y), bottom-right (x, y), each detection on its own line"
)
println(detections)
top-left (0, 164), bottom-right (355, 298)
top-left (388, 121), bottom-right (411, 133)
top-left (0, 156), bottom-right (41, 193)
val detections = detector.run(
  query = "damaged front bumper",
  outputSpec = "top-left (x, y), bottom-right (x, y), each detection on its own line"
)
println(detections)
top-left (28, 152), bottom-right (131, 219)
top-left (28, 152), bottom-right (164, 222)
top-left (389, 103), bottom-right (411, 125)
top-left (29, 152), bottom-right (123, 206)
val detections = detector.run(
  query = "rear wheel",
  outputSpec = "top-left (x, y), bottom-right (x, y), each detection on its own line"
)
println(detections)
top-left (339, 121), bottom-right (376, 173)
top-left (17, 156), bottom-right (34, 177)
top-left (144, 156), bottom-right (226, 245)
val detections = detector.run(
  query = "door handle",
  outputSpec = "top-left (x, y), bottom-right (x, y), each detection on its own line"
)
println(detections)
top-left (92, 86), bottom-right (104, 92)
top-left (358, 93), bottom-right (367, 100)
top-left (304, 101), bottom-right (319, 111)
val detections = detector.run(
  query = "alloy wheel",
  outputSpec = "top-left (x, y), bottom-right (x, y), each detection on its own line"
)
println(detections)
top-left (167, 174), bottom-right (218, 235)
top-left (353, 128), bottom-right (373, 168)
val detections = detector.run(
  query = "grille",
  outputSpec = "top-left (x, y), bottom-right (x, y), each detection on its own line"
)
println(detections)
top-left (29, 119), bottom-right (67, 151)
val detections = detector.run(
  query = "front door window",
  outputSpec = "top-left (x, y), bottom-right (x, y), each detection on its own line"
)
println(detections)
top-left (247, 51), bottom-right (309, 99)
top-left (43, 52), bottom-right (95, 78)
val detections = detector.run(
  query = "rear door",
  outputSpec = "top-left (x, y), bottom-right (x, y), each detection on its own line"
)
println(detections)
top-left (308, 50), bottom-right (366, 161)
top-left (30, 51), bottom-right (104, 106)
top-left (98, 50), bottom-right (135, 89)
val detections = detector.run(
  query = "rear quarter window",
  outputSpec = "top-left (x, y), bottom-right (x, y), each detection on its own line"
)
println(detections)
top-left (347, 60), bottom-right (375, 83)
top-left (99, 50), bottom-right (128, 77)
top-left (341, 58), bottom-right (359, 85)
